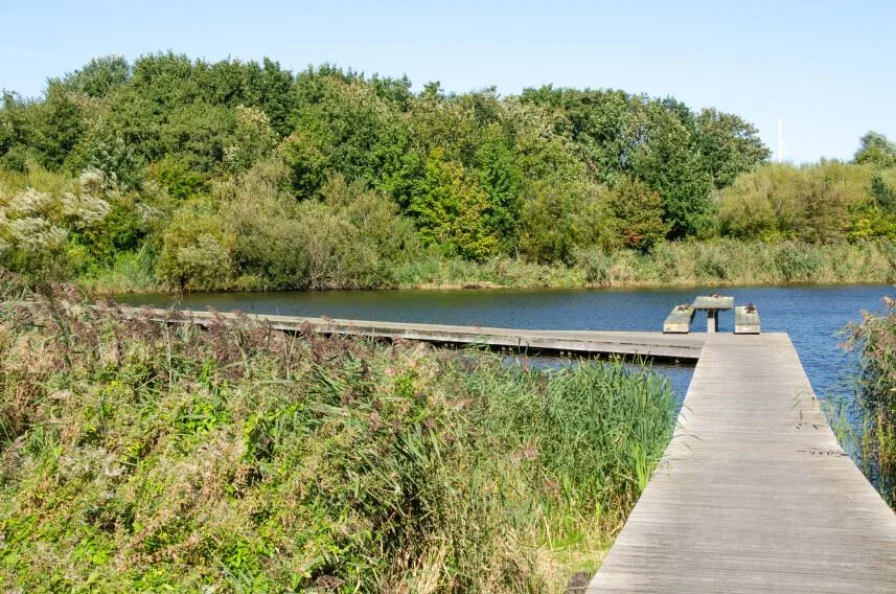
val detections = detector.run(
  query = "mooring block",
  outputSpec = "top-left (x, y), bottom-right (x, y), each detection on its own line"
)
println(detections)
top-left (734, 304), bottom-right (760, 334)
top-left (664, 304), bottom-right (695, 334)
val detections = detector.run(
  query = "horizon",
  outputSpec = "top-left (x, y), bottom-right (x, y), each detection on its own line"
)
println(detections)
top-left (2, 0), bottom-right (895, 163)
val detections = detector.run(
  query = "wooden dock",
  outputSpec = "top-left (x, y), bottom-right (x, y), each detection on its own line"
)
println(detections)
top-left (587, 333), bottom-right (896, 593)
top-left (119, 306), bottom-right (706, 362)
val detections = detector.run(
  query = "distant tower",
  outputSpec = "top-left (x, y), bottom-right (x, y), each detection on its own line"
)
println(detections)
top-left (777, 118), bottom-right (783, 163)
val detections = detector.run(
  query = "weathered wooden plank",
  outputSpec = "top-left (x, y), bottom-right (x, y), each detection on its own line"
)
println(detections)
top-left (664, 304), bottom-right (695, 334)
top-left (587, 333), bottom-right (896, 593)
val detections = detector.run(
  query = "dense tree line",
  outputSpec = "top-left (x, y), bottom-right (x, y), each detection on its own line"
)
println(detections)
top-left (0, 53), bottom-right (894, 290)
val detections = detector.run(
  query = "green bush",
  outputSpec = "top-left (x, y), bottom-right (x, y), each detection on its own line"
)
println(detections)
top-left (153, 168), bottom-right (424, 292)
top-left (151, 154), bottom-right (204, 200)
top-left (718, 162), bottom-right (883, 243)
top-left (573, 247), bottom-right (612, 285)
top-left (607, 178), bottom-right (667, 252)
top-left (155, 204), bottom-right (234, 291)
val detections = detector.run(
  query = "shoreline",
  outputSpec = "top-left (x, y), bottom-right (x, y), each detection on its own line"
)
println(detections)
top-left (89, 275), bottom-right (894, 297)
top-left (78, 239), bottom-right (896, 297)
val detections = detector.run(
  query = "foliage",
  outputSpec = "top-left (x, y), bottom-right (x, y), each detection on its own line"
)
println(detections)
top-left (154, 203), bottom-right (235, 291)
top-left (0, 166), bottom-right (152, 280)
top-left (847, 296), bottom-right (896, 506)
top-left (855, 131), bottom-right (896, 168)
top-left (58, 55), bottom-right (131, 98)
top-left (606, 178), bottom-right (667, 251)
top-left (153, 167), bottom-right (420, 291)
top-left (517, 179), bottom-right (609, 264)
top-left (277, 132), bottom-right (329, 197)
top-left (695, 108), bottom-right (770, 188)
top-left (3, 53), bottom-right (896, 292)
top-left (718, 162), bottom-right (895, 243)
top-left (0, 277), bottom-right (676, 592)
top-left (379, 239), bottom-right (896, 291)
top-left (630, 101), bottom-right (713, 238)
top-left (518, 88), bottom-right (768, 238)
top-left (411, 149), bottom-right (499, 260)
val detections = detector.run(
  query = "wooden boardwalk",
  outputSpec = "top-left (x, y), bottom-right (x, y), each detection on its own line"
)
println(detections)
top-left (587, 333), bottom-right (896, 593)
top-left (119, 307), bottom-right (705, 362)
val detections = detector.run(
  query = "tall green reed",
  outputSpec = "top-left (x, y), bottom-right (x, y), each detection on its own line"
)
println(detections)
top-left (0, 275), bottom-right (675, 593)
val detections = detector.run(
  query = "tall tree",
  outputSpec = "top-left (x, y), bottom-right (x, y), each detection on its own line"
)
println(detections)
top-left (855, 131), bottom-right (896, 167)
top-left (245, 58), bottom-right (297, 138)
top-left (631, 102), bottom-right (713, 238)
top-left (36, 84), bottom-right (85, 169)
top-left (410, 148), bottom-right (498, 260)
top-left (608, 177), bottom-right (668, 251)
top-left (696, 108), bottom-right (770, 188)
top-left (59, 55), bottom-right (131, 98)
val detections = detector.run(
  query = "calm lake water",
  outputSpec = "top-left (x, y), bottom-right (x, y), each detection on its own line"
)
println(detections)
top-left (116, 284), bottom-right (893, 407)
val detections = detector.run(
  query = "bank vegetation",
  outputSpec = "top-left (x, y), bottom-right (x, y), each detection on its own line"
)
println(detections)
top-left (0, 273), bottom-right (676, 592)
top-left (3, 54), bottom-right (896, 291)
top-left (848, 296), bottom-right (896, 507)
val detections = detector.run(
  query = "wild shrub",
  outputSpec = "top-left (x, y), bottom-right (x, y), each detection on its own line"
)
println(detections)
top-left (719, 162), bottom-right (882, 243)
top-left (154, 204), bottom-right (235, 291)
top-left (606, 178), bottom-right (667, 252)
top-left (0, 276), bottom-right (676, 592)
top-left (694, 243), bottom-right (733, 281)
top-left (0, 167), bottom-right (149, 280)
top-left (154, 168), bottom-right (423, 291)
top-left (573, 247), bottom-right (612, 285)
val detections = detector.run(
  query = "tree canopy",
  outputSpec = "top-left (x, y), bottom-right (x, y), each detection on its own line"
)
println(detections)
top-left (856, 131), bottom-right (896, 168)
top-left (4, 53), bottom-right (890, 290)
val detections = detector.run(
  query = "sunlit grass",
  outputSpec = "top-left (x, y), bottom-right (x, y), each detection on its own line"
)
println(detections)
top-left (0, 273), bottom-right (675, 593)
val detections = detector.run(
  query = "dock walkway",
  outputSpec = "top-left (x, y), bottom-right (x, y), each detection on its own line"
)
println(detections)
top-left (120, 306), bottom-right (705, 362)
top-left (587, 333), bottom-right (896, 593)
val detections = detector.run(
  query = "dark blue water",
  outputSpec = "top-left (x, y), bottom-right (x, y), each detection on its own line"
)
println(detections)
top-left (116, 285), bottom-right (891, 404)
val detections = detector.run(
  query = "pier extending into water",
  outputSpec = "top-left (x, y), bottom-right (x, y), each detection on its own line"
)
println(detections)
top-left (587, 332), bottom-right (896, 593)
top-left (120, 302), bottom-right (896, 591)
top-left (120, 306), bottom-right (705, 362)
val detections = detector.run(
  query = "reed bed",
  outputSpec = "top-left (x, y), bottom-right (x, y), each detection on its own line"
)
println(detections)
top-left (393, 239), bottom-right (896, 291)
top-left (847, 296), bottom-right (896, 506)
top-left (89, 239), bottom-right (896, 294)
top-left (0, 273), bottom-right (675, 593)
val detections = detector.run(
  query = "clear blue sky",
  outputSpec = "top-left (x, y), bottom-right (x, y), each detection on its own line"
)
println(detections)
top-left (1, 0), bottom-right (893, 163)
